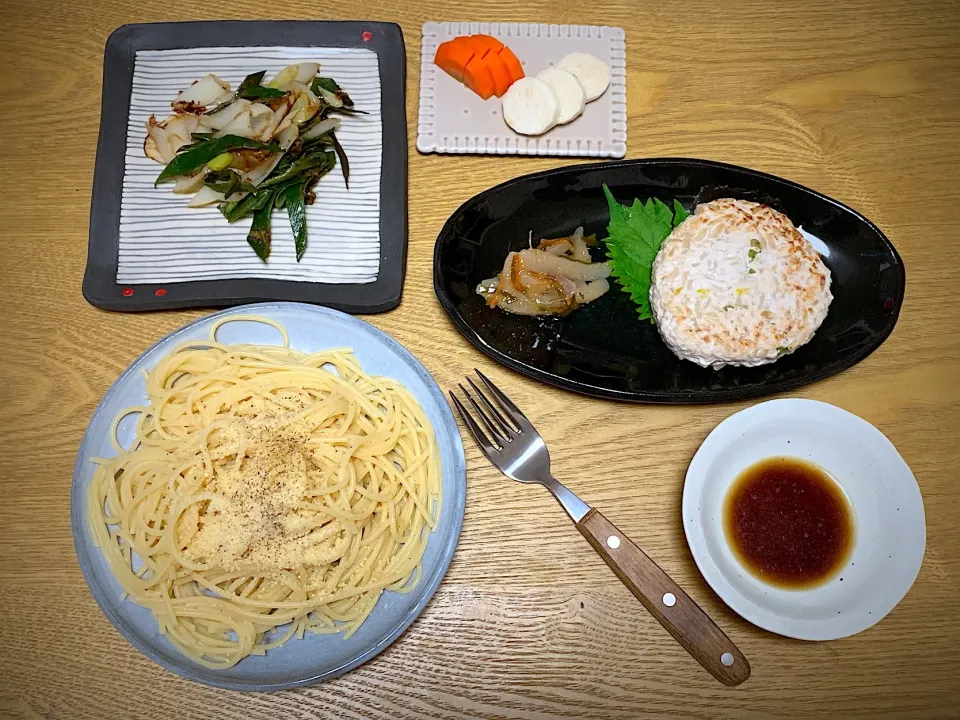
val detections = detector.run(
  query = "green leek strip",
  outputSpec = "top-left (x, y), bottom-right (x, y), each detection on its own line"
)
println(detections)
top-left (156, 135), bottom-right (277, 185)
top-left (247, 192), bottom-right (276, 261)
top-left (283, 181), bottom-right (308, 261)
top-left (330, 133), bottom-right (350, 189)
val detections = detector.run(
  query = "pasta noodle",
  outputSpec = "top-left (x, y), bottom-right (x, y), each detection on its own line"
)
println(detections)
top-left (87, 316), bottom-right (442, 668)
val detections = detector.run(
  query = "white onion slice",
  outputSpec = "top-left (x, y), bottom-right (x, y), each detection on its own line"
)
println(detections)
top-left (145, 117), bottom-right (176, 163)
top-left (516, 248), bottom-right (610, 281)
top-left (187, 186), bottom-right (225, 207)
top-left (239, 129), bottom-right (297, 187)
top-left (249, 103), bottom-right (276, 137)
top-left (293, 82), bottom-right (321, 123)
top-left (198, 99), bottom-right (252, 131)
top-left (175, 74), bottom-right (232, 108)
top-left (144, 132), bottom-right (165, 163)
top-left (161, 114), bottom-right (199, 151)
top-left (576, 278), bottom-right (609, 304)
top-left (276, 124), bottom-right (299, 151)
top-left (173, 171), bottom-right (207, 195)
top-left (214, 111), bottom-right (254, 138)
top-left (268, 65), bottom-right (298, 91)
top-left (301, 116), bottom-right (340, 140)
top-left (316, 86), bottom-right (343, 109)
top-left (569, 227), bottom-right (591, 263)
top-left (294, 63), bottom-right (320, 84)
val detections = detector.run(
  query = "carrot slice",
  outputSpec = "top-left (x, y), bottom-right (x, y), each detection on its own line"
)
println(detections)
top-left (462, 56), bottom-right (497, 100)
top-left (471, 34), bottom-right (505, 55)
top-left (484, 52), bottom-right (513, 97)
top-left (434, 38), bottom-right (476, 82)
top-left (435, 35), bottom-right (518, 98)
top-left (459, 35), bottom-right (492, 61)
top-left (498, 46), bottom-right (525, 84)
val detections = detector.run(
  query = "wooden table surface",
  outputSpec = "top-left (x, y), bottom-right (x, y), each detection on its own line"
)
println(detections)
top-left (1, 0), bottom-right (958, 717)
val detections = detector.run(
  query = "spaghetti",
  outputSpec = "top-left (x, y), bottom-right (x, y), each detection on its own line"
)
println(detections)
top-left (88, 316), bottom-right (442, 668)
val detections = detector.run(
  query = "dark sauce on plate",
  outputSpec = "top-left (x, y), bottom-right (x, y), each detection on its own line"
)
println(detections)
top-left (723, 457), bottom-right (854, 589)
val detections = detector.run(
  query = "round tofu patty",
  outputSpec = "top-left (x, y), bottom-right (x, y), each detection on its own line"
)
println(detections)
top-left (650, 198), bottom-right (832, 368)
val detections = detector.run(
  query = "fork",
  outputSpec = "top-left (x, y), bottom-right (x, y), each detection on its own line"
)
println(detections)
top-left (450, 370), bottom-right (751, 687)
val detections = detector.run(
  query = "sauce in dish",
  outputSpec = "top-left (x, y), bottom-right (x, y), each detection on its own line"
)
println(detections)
top-left (723, 457), bottom-right (854, 589)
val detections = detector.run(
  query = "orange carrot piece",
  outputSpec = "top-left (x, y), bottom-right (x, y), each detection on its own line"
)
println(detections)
top-left (459, 35), bottom-right (492, 61)
top-left (498, 46), bottom-right (525, 84)
top-left (471, 34), bottom-right (504, 55)
top-left (463, 56), bottom-right (497, 100)
top-left (434, 35), bottom-right (517, 98)
top-left (434, 38), bottom-right (476, 82)
top-left (484, 52), bottom-right (513, 97)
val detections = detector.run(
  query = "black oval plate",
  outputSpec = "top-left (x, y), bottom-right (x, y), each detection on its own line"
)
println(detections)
top-left (433, 158), bottom-right (904, 403)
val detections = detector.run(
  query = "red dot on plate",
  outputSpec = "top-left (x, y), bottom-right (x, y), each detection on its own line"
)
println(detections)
top-left (362, 31), bottom-right (373, 42)
top-left (155, 288), bottom-right (168, 297)
top-left (122, 287), bottom-right (134, 297)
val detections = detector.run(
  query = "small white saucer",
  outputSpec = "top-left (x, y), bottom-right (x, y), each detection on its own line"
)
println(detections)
top-left (682, 399), bottom-right (925, 641)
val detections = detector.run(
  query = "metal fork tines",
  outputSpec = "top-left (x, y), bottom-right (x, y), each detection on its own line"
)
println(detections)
top-left (449, 370), bottom-right (590, 522)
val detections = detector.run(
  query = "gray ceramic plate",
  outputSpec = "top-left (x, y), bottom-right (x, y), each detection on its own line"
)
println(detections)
top-left (71, 303), bottom-right (466, 690)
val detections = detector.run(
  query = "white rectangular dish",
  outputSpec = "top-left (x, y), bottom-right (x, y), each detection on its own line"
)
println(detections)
top-left (417, 22), bottom-right (626, 158)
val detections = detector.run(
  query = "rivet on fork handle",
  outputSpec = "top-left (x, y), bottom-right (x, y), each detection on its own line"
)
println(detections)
top-left (577, 508), bottom-right (751, 686)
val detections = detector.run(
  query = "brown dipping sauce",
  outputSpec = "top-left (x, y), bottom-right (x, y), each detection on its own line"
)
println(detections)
top-left (723, 457), bottom-right (854, 589)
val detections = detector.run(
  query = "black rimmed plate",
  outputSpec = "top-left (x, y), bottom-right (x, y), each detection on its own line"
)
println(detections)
top-left (84, 21), bottom-right (407, 313)
top-left (433, 158), bottom-right (904, 403)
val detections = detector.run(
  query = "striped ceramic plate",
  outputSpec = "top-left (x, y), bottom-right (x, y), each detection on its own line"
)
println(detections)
top-left (84, 22), bottom-right (408, 312)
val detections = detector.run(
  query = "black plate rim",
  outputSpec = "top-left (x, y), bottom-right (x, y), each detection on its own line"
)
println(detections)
top-left (433, 157), bottom-right (905, 404)
top-left (84, 20), bottom-right (407, 314)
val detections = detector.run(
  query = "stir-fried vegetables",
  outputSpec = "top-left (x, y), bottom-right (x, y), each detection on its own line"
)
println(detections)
top-left (476, 227), bottom-right (612, 315)
top-left (143, 64), bottom-right (366, 261)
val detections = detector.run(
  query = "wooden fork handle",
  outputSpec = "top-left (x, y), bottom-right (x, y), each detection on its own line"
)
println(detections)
top-left (576, 509), bottom-right (751, 686)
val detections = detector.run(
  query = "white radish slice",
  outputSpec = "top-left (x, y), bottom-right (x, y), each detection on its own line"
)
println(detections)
top-left (556, 53), bottom-right (610, 102)
top-left (536, 68), bottom-right (585, 124)
top-left (501, 78), bottom-right (560, 136)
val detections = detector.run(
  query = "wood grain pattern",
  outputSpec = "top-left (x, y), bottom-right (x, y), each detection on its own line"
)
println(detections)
top-left (1, 0), bottom-right (959, 717)
top-left (577, 509), bottom-right (750, 686)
